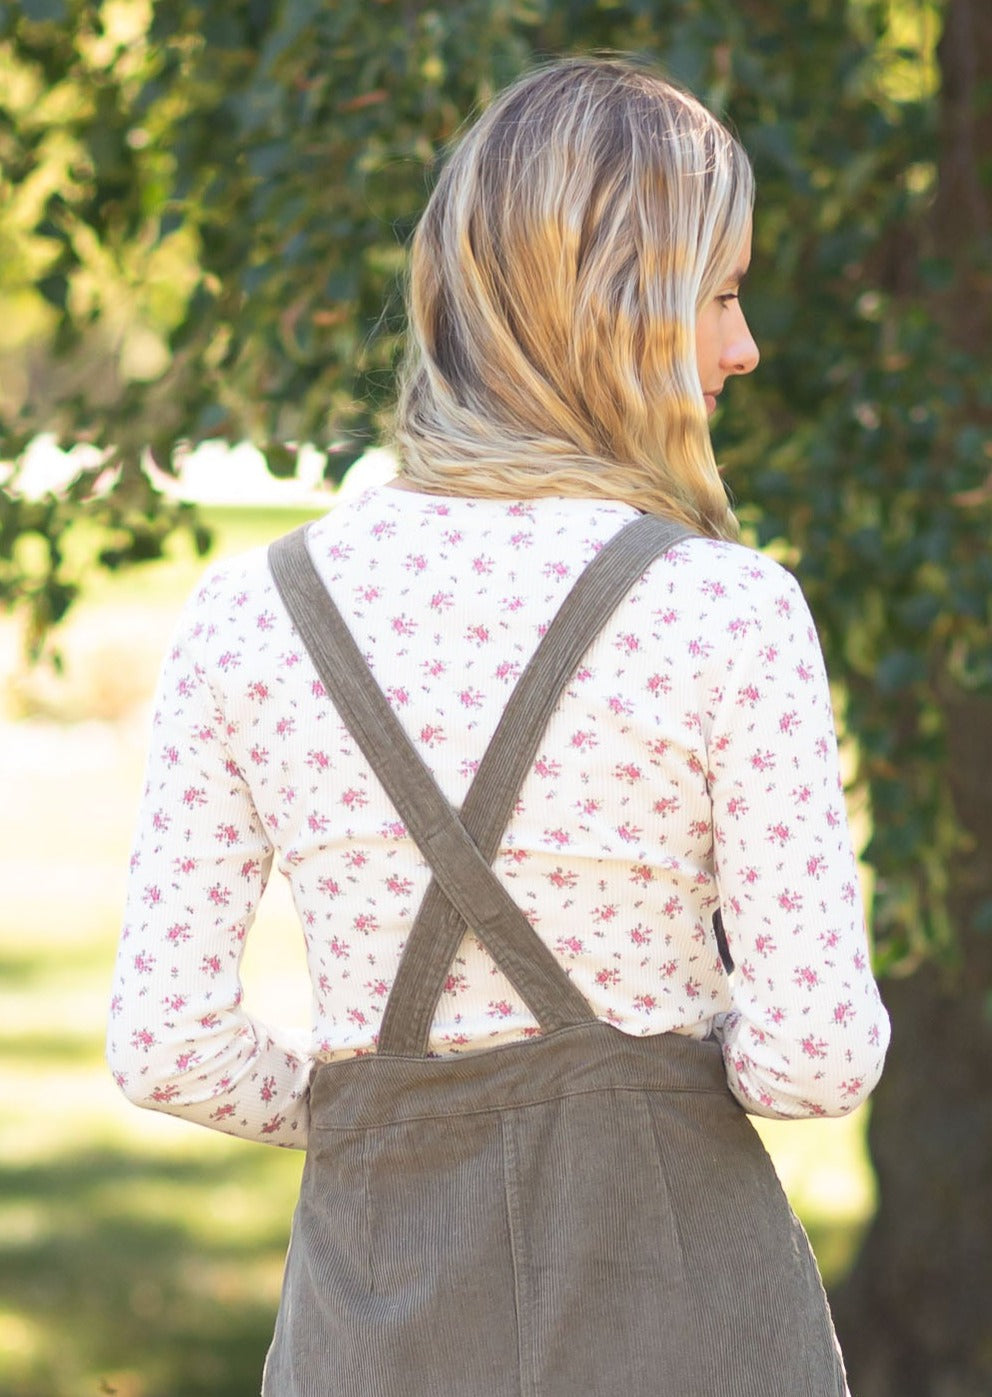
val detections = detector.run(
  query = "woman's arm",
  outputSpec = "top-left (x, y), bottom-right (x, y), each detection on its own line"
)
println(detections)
top-left (705, 561), bottom-right (890, 1119)
top-left (107, 575), bottom-right (311, 1148)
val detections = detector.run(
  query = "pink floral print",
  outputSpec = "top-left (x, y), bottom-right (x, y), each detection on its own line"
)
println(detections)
top-left (107, 489), bottom-right (890, 1147)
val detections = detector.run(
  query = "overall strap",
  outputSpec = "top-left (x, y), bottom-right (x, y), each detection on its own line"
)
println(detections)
top-left (377, 513), bottom-right (692, 1055)
top-left (269, 512), bottom-right (692, 1056)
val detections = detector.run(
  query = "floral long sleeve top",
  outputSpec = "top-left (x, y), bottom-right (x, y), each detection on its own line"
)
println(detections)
top-left (107, 487), bottom-right (890, 1147)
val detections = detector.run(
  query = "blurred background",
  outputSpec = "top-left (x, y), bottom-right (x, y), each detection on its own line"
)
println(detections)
top-left (0, 2), bottom-right (989, 1395)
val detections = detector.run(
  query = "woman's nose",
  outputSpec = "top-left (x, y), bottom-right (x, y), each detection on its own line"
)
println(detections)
top-left (722, 316), bottom-right (760, 376)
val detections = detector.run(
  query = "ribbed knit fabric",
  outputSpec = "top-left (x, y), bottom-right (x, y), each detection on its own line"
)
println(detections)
top-left (261, 517), bottom-right (848, 1396)
top-left (107, 490), bottom-right (891, 1140)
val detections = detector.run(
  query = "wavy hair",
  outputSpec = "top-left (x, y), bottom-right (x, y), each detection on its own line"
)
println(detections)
top-left (392, 56), bottom-right (753, 539)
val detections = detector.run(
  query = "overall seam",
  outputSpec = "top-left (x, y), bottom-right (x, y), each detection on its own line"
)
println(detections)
top-left (308, 1079), bottom-right (730, 1134)
top-left (500, 1112), bottom-right (531, 1397)
top-left (361, 1128), bottom-right (374, 1297)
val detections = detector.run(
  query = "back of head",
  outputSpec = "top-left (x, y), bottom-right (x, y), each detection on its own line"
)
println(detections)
top-left (394, 56), bottom-right (753, 539)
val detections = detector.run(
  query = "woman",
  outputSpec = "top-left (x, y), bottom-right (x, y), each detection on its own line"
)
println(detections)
top-left (109, 57), bottom-right (889, 1395)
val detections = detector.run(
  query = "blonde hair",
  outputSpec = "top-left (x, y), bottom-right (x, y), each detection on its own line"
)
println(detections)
top-left (393, 56), bottom-right (754, 539)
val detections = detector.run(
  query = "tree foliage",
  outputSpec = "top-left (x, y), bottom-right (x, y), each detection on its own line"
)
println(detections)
top-left (1, 0), bottom-right (990, 972)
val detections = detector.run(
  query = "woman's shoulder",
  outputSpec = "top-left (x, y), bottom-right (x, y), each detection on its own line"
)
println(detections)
top-left (631, 534), bottom-right (821, 672)
top-left (184, 539), bottom-right (278, 611)
top-left (168, 525), bottom-right (315, 657)
top-left (658, 533), bottom-right (808, 610)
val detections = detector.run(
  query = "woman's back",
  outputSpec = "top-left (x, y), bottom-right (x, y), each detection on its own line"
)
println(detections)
top-left (109, 484), bottom-right (887, 1145)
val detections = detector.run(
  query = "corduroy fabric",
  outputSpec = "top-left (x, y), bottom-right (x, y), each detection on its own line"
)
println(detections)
top-left (262, 517), bottom-right (848, 1397)
top-left (263, 1025), bottom-right (846, 1396)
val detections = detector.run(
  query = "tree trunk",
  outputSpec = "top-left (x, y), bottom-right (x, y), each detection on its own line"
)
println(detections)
top-left (832, 709), bottom-right (992, 1397)
top-left (833, 694), bottom-right (992, 1394)
top-left (832, 2), bottom-right (992, 1392)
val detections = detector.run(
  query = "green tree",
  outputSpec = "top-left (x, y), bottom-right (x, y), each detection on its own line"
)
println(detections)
top-left (825, 5), bottom-right (992, 1391)
top-left (2, 1), bottom-right (989, 1390)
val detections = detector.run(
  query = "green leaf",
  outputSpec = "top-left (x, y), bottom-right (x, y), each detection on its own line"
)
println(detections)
top-left (874, 649), bottom-right (928, 694)
top-left (264, 442), bottom-right (298, 478)
top-left (19, 0), bottom-right (67, 22)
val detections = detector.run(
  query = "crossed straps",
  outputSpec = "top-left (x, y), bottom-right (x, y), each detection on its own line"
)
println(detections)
top-left (269, 511), bottom-right (692, 1057)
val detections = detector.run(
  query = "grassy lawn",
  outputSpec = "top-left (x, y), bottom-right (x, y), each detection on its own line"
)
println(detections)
top-left (0, 501), bottom-right (876, 1396)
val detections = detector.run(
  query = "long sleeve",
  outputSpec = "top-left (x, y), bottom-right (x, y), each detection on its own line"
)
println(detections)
top-left (704, 562), bottom-right (890, 1118)
top-left (107, 578), bottom-right (312, 1148)
top-left (107, 491), bottom-right (889, 1140)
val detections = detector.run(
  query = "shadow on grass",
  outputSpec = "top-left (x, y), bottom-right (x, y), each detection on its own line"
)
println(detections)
top-left (0, 1146), bottom-right (302, 1397)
